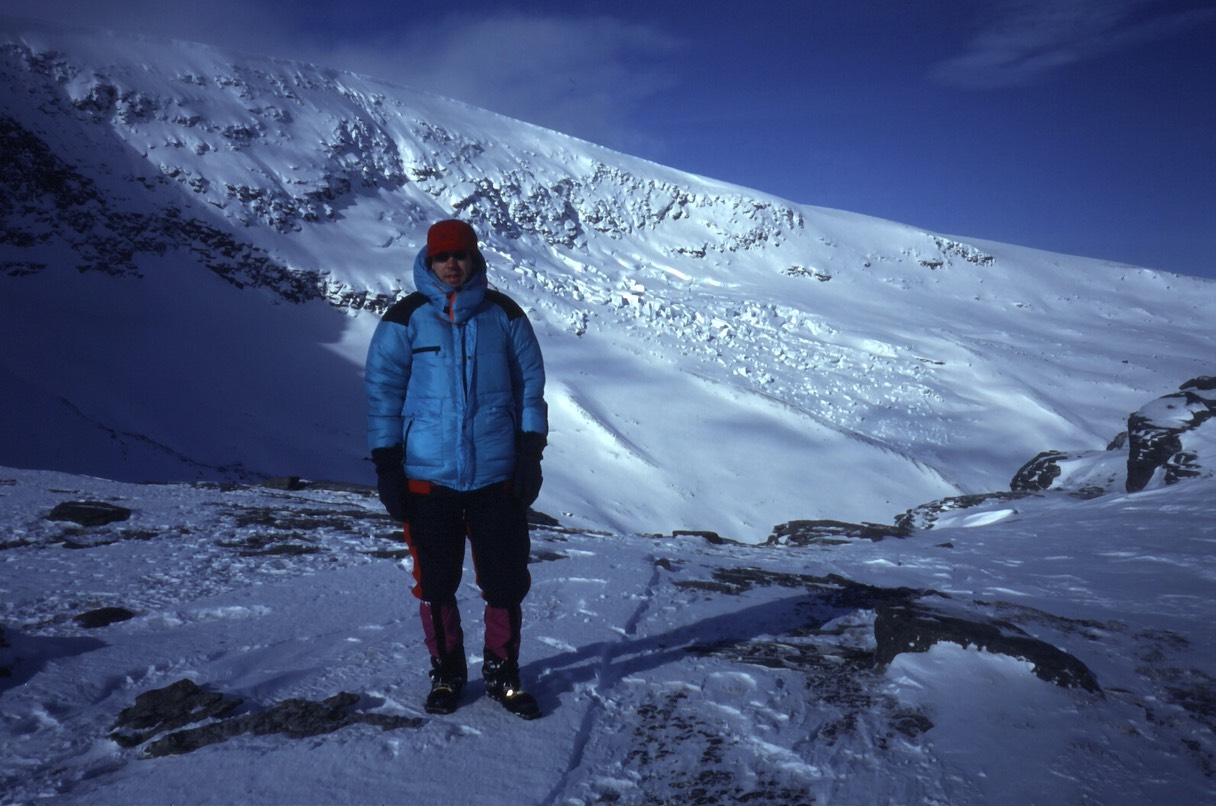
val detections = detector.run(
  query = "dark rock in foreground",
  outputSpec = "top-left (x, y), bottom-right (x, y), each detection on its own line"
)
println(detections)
top-left (110, 678), bottom-right (423, 757)
top-left (46, 501), bottom-right (133, 527)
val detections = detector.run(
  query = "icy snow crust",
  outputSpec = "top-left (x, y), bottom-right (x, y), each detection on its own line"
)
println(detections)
top-left (0, 467), bottom-right (1213, 804)
top-left (1, 21), bottom-right (1214, 542)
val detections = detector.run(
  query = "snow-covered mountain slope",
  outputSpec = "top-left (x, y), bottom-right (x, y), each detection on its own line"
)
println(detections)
top-left (2, 19), bottom-right (1214, 540)
top-left (1, 467), bottom-right (1213, 804)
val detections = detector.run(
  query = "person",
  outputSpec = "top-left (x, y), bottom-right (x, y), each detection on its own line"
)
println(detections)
top-left (365, 218), bottom-right (547, 719)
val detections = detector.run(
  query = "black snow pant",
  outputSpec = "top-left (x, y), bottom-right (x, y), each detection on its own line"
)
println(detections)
top-left (403, 480), bottom-right (531, 663)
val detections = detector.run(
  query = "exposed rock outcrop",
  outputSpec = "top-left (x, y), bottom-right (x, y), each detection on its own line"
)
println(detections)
top-left (1009, 377), bottom-right (1216, 497)
top-left (1126, 376), bottom-right (1216, 492)
top-left (110, 677), bottom-right (423, 757)
top-left (46, 500), bottom-right (132, 527)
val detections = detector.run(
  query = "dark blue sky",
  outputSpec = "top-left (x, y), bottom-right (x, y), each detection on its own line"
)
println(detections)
top-left (11, 1), bottom-right (1216, 279)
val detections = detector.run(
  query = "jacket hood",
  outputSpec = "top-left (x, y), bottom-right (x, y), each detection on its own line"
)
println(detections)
top-left (411, 245), bottom-right (488, 324)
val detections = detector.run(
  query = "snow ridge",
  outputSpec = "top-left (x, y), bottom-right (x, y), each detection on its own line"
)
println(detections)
top-left (1, 19), bottom-right (1214, 542)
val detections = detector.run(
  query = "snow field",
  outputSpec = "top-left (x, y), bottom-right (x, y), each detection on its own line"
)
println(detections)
top-left (3, 467), bottom-right (1213, 803)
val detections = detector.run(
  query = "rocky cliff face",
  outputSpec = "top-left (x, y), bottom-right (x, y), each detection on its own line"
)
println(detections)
top-left (0, 34), bottom-right (806, 311)
top-left (0, 113), bottom-right (324, 294)
top-left (1011, 377), bottom-right (1216, 495)
top-left (1125, 377), bottom-right (1216, 491)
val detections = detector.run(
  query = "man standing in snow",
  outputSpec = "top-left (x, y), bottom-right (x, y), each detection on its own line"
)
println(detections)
top-left (365, 218), bottom-right (547, 719)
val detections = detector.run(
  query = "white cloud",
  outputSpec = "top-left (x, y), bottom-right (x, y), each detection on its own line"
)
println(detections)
top-left (930, 0), bottom-right (1216, 89)
top-left (316, 12), bottom-right (685, 152)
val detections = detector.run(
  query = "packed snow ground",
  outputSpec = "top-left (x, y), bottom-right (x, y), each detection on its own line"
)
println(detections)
top-left (2, 467), bottom-right (1212, 804)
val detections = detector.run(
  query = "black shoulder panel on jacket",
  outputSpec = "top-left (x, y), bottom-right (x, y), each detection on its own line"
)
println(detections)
top-left (485, 289), bottom-right (527, 321)
top-left (383, 292), bottom-right (428, 326)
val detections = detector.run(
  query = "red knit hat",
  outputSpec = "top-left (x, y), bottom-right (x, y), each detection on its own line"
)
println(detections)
top-left (427, 219), bottom-right (479, 262)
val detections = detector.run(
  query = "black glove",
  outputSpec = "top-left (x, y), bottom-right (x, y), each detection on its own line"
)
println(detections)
top-left (371, 445), bottom-right (410, 522)
top-left (512, 432), bottom-right (546, 508)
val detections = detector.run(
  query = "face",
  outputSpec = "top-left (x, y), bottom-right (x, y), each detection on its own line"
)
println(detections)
top-left (430, 251), bottom-right (475, 287)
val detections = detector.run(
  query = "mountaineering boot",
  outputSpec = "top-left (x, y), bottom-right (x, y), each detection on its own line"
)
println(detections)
top-left (425, 654), bottom-right (467, 715)
top-left (482, 656), bottom-right (540, 720)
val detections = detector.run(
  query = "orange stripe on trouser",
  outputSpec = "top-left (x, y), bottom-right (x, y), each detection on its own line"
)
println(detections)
top-left (401, 479), bottom-right (433, 598)
top-left (402, 522), bottom-right (424, 597)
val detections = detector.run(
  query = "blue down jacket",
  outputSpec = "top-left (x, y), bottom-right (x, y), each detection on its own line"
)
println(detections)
top-left (365, 246), bottom-right (547, 491)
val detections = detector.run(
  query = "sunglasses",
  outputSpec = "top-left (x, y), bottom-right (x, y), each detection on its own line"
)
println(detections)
top-left (431, 251), bottom-right (471, 263)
